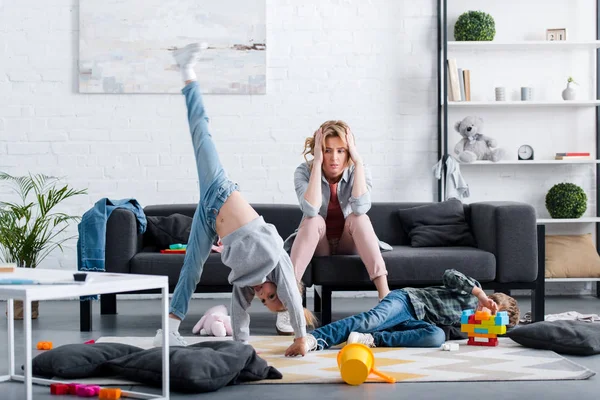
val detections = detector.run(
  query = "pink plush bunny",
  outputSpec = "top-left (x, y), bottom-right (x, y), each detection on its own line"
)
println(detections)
top-left (192, 305), bottom-right (232, 337)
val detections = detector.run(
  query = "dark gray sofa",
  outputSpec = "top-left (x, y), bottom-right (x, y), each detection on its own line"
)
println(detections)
top-left (80, 202), bottom-right (543, 331)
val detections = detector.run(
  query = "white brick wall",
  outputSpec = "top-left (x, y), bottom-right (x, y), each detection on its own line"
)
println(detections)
top-left (0, 0), bottom-right (597, 295)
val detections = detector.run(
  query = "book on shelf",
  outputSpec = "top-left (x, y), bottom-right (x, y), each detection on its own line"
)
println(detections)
top-left (447, 58), bottom-right (461, 101)
top-left (555, 156), bottom-right (592, 160)
top-left (555, 152), bottom-right (591, 156)
top-left (458, 68), bottom-right (466, 101)
top-left (463, 69), bottom-right (471, 101)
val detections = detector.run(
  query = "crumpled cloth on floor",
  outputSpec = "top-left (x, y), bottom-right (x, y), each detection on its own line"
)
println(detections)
top-left (520, 311), bottom-right (600, 324)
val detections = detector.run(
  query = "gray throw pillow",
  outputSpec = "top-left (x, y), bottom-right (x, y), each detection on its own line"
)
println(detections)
top-left (506, 320), bottom-right (600, 355)
top-left (106, 341), bottom-right (281, 393)
top-left (397, 199), bottom-right (476, 247)
top-left (31, 343), bottom-right (143, 378)
top-left (146, 213), bottom-right (192, 249)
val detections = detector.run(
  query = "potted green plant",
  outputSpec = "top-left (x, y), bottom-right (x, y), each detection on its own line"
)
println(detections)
top-left (454, 10), bottom-right (496, 41)
top-left (0, 172), bottom-right (87, 319)
top-left (545, 182), bottom-right (587, 218)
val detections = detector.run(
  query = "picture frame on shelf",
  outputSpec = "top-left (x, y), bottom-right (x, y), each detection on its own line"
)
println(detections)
top-left (546, 28), bottom-right (567, 41)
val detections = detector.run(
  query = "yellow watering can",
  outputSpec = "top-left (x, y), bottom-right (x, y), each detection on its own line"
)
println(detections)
top-left (337, 343), bottom-right (396, 385)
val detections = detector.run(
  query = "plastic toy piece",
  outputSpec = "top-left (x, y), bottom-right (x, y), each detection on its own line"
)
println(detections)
top-left (169, 243), bottom-right (187, 250)
top-left (441, 342), bottom-right (459, 351)
top-left (68, 383), bottom-right (79, 395)
top-left (36, 341), bottom-right (53, 350)
top-left (76, 385), bottom-right (99, 397)
top-left (84, 339), bottom-right (96, 344)
top-left (50, 383), bottom-right (69, 395)
top-left (461, 309), bottom-right (508, 347)
top-left (99, 388), bottom-right (122, 399)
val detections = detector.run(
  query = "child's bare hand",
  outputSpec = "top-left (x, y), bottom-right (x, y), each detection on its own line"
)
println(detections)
top-left (285, 337), bottom-right (307, 357)
top-left (477, 297), bottom-right (498, 314)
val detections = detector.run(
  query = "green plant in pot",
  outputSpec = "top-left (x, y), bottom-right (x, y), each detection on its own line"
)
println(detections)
top-left (0, 172), bottom-right (87, 319)
top-left (545, 182), bottom-right (587, 219)
top-left (454, 10), bottom-right (496, 41)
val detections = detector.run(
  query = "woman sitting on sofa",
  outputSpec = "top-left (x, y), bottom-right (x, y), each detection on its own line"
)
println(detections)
top-left (277, 121), bottom-right (392, 335)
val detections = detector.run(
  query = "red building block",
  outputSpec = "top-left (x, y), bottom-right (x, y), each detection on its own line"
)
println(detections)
top-left (99, 388), bottom-right (122, 399)
top-left (50, 383), bottom-right (69, 395)
top-left (36, 341), bottom-right (53, 350)
top-left (467, 315), bottom-right (481, 325)
top-left (84, 339), bottom-right (96, 345)
top-left (468, 337), bottom-right (499, 347)
top-left (68, 383), bottom-right (79, 394)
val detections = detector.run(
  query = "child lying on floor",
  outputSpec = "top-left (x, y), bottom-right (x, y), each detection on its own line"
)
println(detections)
top-left (285, 269), bottom-right (519, 355)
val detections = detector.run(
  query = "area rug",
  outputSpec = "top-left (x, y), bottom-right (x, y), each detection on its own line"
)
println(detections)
top-left (94, 335), bottom-right (595, 384)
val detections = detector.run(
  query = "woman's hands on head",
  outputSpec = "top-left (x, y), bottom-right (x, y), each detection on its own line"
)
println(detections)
top-left (345, 127), bottom-right (362, 164)
top-left (313, 128), bottom-right (324, 165)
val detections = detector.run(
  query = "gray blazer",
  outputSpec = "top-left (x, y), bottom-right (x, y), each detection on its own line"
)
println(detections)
top-left (283, 161), bottom-right (392, 252)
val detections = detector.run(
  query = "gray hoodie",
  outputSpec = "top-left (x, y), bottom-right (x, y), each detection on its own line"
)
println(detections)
top-left (220, 216), bottom-right (306, 342)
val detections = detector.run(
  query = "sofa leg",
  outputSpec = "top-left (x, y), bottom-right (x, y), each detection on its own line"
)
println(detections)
top-left (596, 282), bottom-right (600, 298)
top-left (313, 286), bottom-right (322, 313)
top-left (101, 293), bottom-right (117, 315)
top-left (321, 287), bottom-right (332, 325)
top-left (80, 299), bottom-right (92, 332)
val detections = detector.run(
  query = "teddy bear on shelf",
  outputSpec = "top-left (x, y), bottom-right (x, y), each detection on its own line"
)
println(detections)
top-left (192, 305), bottom-right (232, 337)
top-left (454, 116), bottom-right (505, 163)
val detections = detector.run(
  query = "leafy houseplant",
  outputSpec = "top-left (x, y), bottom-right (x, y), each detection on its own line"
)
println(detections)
top-left (454, 11), bottom-right (496, 41)
top-left (545, 182), bottom-right (587, 219)
top-left (0, 172), bottom-right (86, 318)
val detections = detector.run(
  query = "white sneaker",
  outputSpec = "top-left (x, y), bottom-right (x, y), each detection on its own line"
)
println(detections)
top-left (304, 334), bottom-right (319, 353)
top-left (152, 329), bottom-right (188, 347)
top-left (172, 43), bottom-right (207, 67)
top-left (347, 332), bottom-right (375, 348)
top-left (276, 311), bottom-right (294, 336)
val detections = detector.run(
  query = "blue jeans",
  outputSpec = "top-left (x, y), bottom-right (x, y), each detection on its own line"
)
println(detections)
top-left (310, 290), bottom-right (445, 348)
top-left (169, 82), bottom-right (238, 320)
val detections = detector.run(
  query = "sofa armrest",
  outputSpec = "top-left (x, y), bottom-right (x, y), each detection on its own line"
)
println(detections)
top-left (470, 202), bottom-right (538, 283)
top-left (105, 208), bottom-right (143, 274)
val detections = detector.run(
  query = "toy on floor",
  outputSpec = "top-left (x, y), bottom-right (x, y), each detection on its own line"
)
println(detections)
top-left (76, 384), bottom-right (101, 397)
top-left (37, 341), bottom-right (53, 350)
top-left (460, 309), bottom-right (508, 346)
top-left (337, 343), bottom-right (396, 385)
top-left (99, 388), bottom-right (122, 399)
top-left (441, 342), bottom-right (459, 351)
top-left (169, 243), bottom-right (187, 250)
top-left (193, 304), bottom-right (232, 337)
top-left (50, 383), bottom-right (69, 395)
top-left (160, 249), bottom-right (186, 254)
top-left (84, 339), bottom-right (96, 344)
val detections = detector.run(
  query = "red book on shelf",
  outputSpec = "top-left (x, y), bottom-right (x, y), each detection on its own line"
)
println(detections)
top-left (555, 152), bottom-right (591, 156)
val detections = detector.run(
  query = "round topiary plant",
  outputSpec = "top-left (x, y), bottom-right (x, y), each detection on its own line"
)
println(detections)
top-left (545, 182), bottom-right (587, 219)
top-left (454, 10), bottom-right (496, 41)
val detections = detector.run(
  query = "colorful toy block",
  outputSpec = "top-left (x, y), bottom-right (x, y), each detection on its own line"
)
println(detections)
top-left (99, 388), bottom-right (122, 399)
top-left (84, 339), bottom-right (96, 344)
top-left (460, 309), bottom-right (508, 347)
top-left (68, 383), bottom-right (79, 395)
top-left (36, 341), bottom-right (53, 350)
top-left (50, 383), bottom-right (69, 395)
top-left (76, 385), bottom-right (97, 397)
top-left (441, 342), bottom-right (459, 351)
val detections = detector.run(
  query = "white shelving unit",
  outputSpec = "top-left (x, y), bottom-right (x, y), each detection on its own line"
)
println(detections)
top-left (439, 3), bottom-right (600, 296)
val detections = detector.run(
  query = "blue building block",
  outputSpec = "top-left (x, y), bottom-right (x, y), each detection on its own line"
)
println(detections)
top-left (474, 328), bottom-right (489, 334)
top-left (461, 309), bottom-right (474, 324)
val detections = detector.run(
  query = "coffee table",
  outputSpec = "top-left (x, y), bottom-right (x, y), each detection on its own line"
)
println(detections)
top-left (0, 268), bottom-right (170, 400)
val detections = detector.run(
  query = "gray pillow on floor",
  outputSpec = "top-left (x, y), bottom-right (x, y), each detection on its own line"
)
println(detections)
top-left (31, 343), bottom-right (143, 378)
top-left (506, 320), bottom-right (600, 355)
top-left (105, 341), bottom-right (282, 393)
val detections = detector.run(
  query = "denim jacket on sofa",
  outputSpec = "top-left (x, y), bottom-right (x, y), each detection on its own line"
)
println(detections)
top-left (77, 198), bottom-right (146, 273)
top-left (283, 162), bottom-right (392, 252)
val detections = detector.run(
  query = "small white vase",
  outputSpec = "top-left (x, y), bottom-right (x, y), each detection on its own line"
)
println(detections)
top-left (562, 82), bottom-right (577, 100)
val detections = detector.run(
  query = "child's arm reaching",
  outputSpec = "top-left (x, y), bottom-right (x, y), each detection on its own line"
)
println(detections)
top-left (230, 286), bottom-right (255, 343)
top-left (442, 269), bottom-right (481, 294)
top-left (472, 286), bottom-right (499, 314)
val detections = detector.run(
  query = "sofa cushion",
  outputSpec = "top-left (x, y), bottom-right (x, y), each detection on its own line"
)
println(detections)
top-left (106, 341), bottom-right (282, 393)
top-left (32, 343), bottom-right (143, 379)
top-left (131, 253), bottom-right (233, 288)
top-left (145, 213), bottom-right (193, 249)
top-left (506, 320), bottom-right (600, 355)
top-left (396, 199), bottom-right (476, 247)
top-left (311, 245), bottom-right (495, 286)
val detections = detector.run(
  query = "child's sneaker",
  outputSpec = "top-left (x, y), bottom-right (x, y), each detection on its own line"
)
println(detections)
top-left (347, 332), bottom-right (375, 348)
top-left (304, 334), bottom-right (319, 353)
top-left (172, 42), bottom-right (208, 81)
top-left (276, 311), bottom-right (294, 335)
top-left (152, 329), bottom-right (188, 347)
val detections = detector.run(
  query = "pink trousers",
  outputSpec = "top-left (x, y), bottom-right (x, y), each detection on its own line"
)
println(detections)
top-left (290, 214), bottom-right (388, 282)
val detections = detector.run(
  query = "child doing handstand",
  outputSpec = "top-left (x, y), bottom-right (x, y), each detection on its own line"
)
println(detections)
top-left (153, 43), bottom-right (315, 357)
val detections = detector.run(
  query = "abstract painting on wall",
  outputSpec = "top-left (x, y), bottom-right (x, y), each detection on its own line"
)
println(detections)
top-left (79, 0), bottom-right (266, 94)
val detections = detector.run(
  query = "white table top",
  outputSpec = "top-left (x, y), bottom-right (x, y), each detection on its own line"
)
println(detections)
top-left (0, 268), bottom-right (168, 301)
